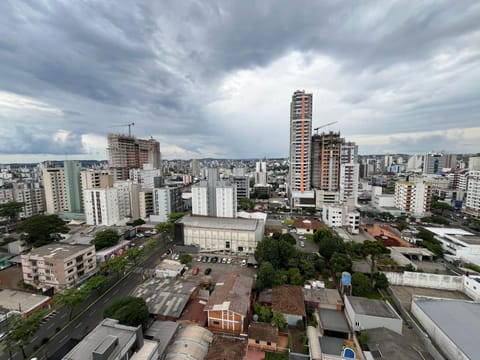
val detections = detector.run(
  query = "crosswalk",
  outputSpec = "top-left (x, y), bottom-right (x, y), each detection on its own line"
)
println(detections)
top-left (40, 310), bottom-right (57, 325)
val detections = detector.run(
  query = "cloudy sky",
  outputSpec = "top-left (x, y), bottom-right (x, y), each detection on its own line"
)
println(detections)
top-left (1, 1), bottom-right (480, 162)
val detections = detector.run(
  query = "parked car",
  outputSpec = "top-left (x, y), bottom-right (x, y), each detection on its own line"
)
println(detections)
top-left (241, 259), bottom-right (247, 266)
top-left (192, 266), bottom-right (199, 275)
top-left (196, 257), bottom-right (202, 262)
top-left (300, 241), bottom-right (305, 247)
top-left (203, 256), bottom-right (210, 263)
top-left (204, 268), bottom-right (212, 275)
top-left (221, 257), bottom-right (227, 264)
top-left (227, 258), bottom-right (232, 264)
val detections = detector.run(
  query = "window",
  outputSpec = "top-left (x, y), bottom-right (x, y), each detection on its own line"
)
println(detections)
top-left (267, 341), bottom-right (272, 346)
top-left (255, 339), bottom-right (260, 344)
top-left (213, 320), bottom-right (220, 326)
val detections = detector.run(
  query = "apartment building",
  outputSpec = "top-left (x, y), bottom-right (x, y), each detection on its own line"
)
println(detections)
top-left (394, 181), bottom-right (432, 217)
top-left (465, 170), bottom-right (480, 218)
top-left (13, 183), bottom-right (45, 218)
top-left (107, 134), bottom-right (161, 181)
top-left (21, 243), bottom-right (97, 291)
top-left (83, 188), bottom-right (121, 226)
top-left (42, 167), bottom-right (68, 214)
top-left (150, 186), bottom-right (183, 222)
top-left (80, 169), bottom-right (112, 189)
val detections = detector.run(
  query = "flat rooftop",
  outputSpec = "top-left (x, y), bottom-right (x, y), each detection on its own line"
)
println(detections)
top-left (390, 247), bottom-right (435, 256)
top-left (423, 227), bottom-right (473, 237)
top-left (0, 289), bottom-right (50, 315)
top-left (347, 296), bottom-right (399, 319)
top-left (179, 215), bottom-right (259, 231)
top-left (318, 309), bottom-right (349, 333)
top-left (145, 321), bottom-right (179, 358)
top-left (63, 318), bottom-right (140, 360)
top-left (303, 288), bottom-right (343, 307)
top-left (26, 243), bottom-right (93, 259)
top-left (366, 327), bottom-right (423, 360)
top-left (133, 278), bottom-right (197, 318)
top-left (319, 336), bottom-right (344, 356)
top-left (413, 297), bottom-right (480, 360)
top-left (390, 285), bottom-right (471, 311)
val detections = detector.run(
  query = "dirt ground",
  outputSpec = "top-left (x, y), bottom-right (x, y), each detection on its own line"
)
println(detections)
top-left (288, 326), bottom-right (307, 354)
top-left (0, 264), bottom-right (24, 290)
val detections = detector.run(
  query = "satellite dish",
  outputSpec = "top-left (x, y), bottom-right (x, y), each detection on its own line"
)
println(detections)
top-left (253, 314), bottom-right (259, 321)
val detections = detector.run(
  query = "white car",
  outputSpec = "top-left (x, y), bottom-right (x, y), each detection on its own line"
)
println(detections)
top-left (241, 259), bottom-right (247, 266)
top-left (227, 258), bottom-right (232, 264)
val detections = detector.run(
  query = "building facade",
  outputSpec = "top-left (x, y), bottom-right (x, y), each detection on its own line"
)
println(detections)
top-left (107, 134), bottom-right (161, 181)
top-left (394, 181), bottom-right (432, 217)
top-left (21, 244), bottom-right (97, 291)
top-left (465, 170), bottom-right (480, 218)
top-left (83, 188), bottom-right (121, 225)
top-left (151, 186), bottom-right (183, 222)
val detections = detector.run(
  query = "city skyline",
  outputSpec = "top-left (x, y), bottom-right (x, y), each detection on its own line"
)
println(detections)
top-left (1, 2), bottom-right (480, 163)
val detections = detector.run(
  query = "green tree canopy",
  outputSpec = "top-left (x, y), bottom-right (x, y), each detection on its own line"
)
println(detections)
top-left (0, 201), bottom-right (24, 226)
top-left (253, 302), bottom-right (272, 322)
top-left (330, 252), bottom-right (353, 275)
top-left (104, 296), bottom-right (149, 331)
top-left (179, 253), bottom-right (193, 264)
top-left (373, 272), bottom-right (389, 290)
top-left (82, 275), bottom-right (109, 295)
top-left (126, 247), bottom-right (144, 265)
top-left (287, 267), bottom-right (304, 285)
top-left (131, 218), bottom-right (146, 226)
top-left (239, 197), bottom-right (255, 211)
top-left (361, 240), bottom-right (390, 278)
top-left (254, 237), bottom-right (296, 269)
top-left (16, 214), bottom-right (69, 247)
top-left (318, 236), bottom-right (345, 260)
top-left (54, 288), bottom-right (86, 320)
top-left (92, 229), bottom-right (120, 250)
top-left (168, 212), bottom-right (187, 222)
top-left (313, 228), bottom-right (332, 244)
top-left (155, 222), bottom-right (173, 234)
top-left (279, 233), bottom-right (296, 245)
top-left (5, 309), bottom-right (45, 359)
top-left (352, 272), bottom-right (373, 297)
top-left (256, 261), bottom-right (278, 291)
top-left (271, 310), bottom-right (287, 331)
top-left (104, 256), bottom-right (128, 279)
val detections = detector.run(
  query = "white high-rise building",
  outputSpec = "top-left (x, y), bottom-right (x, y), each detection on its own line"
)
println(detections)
top-left (129, 164), bottom-right (162, 189)
top-left (151, 187), bottom-right (183, 222)
top-left (255, 161), bottom-right (267, 186)
top-left (192, 185), bottom-right (209, 216)
top-left (83, 188), bottom-right (120, 226)
top-left (13, 183), bottom-right (45, 218)
top-left (339, 142), bottom-right (359, 205)
top-left (216, 184), bottom-right (237, 218)
top-left (394, 181), bottom-right (432, 217)
top-left (465, 169), bottom-right (480, 218)
top-left (42, 167), bottom-right (68, 214)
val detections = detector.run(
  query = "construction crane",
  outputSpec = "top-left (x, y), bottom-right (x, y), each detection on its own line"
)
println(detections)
top-left (314, 121), bottom-right (338, 135)
top-left (111, 122), bottom-right (135, 136)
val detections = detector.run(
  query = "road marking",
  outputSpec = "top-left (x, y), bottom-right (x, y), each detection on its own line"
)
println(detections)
top-left (60, 335), bottom-right (68, 343)
top-left (47, 322), bottom-right (55, 330)
top-left (103, 298), bottom-right (110, 304)
top-left (74, 322), bottom-right (83, 329)
top-left (32, 336), bottom-right (38, 342)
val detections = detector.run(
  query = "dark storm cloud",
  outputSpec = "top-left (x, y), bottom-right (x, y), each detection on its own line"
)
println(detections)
top-left (0, 1), bottom-right (479, 158)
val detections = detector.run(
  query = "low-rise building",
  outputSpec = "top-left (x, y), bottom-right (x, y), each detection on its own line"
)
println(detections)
top-left (322, 204), bottom-right (360, 234)
top-left (133, 278), bottom-right (198, 321)
top-left (293, 218), bottom-right (325, 235)
top-left (155, 259), bottom-right (185, 278)
top-left (344, 296), bottom-right (402, 335)
top-left (62, 318), bottom-right (158, 360)
top-left (163, 325), bottom-right (213, 360)
top-left (176, 215), bottom-right (264, 254)
top-left (248, 322), bottom-right (279, 352)
top-left (303, 287), bottom-right (343, 311)
top-left (205, 273), bottom-right (253, 335)
top-left (271, 285), bottom-right (305, 326)
top-left (411, 296), bottom-right (480, 360)
top-left (21, 243), bottom-right (97, 291)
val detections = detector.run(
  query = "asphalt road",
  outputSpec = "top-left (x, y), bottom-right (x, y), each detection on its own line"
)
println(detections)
top-left (1, 235), bottom-right (169, 360)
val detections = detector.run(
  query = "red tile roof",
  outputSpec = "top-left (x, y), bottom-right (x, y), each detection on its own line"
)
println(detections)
top-left (205, 273), bottom-right (253, 317)
top-left (272, 285), bottom-right (306, 316)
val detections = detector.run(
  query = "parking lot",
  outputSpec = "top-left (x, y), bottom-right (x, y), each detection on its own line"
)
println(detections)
top-left (171, 253), bottom-right (257, 283)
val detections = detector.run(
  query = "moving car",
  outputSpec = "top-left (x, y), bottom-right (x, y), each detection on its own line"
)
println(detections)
top-left (204, 268), bottom-right (212, 275)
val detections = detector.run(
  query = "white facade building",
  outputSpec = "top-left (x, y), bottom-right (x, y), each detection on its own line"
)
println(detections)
top-left (465, 170), bottom-right (480, 218)
top-left (129, 164), bottom-right (162, 189)
top-left (216, 184), bottom-right (237, 218)
top-left (178, 215), bottom-right (264, 254)
top-left (83, 188), bottom-right (121, 226)
top-left (192, 185), bottom-right (209, 216)
top-left (42, 167), bottom-right (68, 214)
top-left (192, 179), bottom-right (236, 218)
top-left (255, 161), bottom-right (268, 186)
top-left (322, 204), bottom-right (360, 234)
top-left (151, 187), bottom-right (183, 223)
top-left (394, 181), bottom-right (432, 217)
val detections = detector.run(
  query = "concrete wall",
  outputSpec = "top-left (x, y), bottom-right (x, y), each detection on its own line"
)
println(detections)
top-left (463, 277), bottom-right (480, 302)
top-left (385, 271), bottom-right (464, 291)
top-left (411, 300), bottom-right (469, 360)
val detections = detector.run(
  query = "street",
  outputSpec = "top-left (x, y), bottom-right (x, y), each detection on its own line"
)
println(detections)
top-left (1, 235), bottom-right (168, 360)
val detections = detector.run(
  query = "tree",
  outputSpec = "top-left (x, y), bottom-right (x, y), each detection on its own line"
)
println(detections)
top-left (54, 288), bottom-right (86, 320)
top-left (373, 272), bottom-right (389, 290)
top-left (330, 252), bottom-right (352, 275)
top-left (239, 197), bottom-right (255, 211)
top-left (352, 273), bottom-right (373, 297)
top-left (92, 229), bottom-right (120, 250)
top-left (131, 218), bottom-right (146, 226)
top-left (299, 258), bottom-right (316, 280)
top-left (4, 309), bottom-right (45, 359)
top-left (0, 201), bottom-right (24, 229)
top-left (179, 253), bottom-right (193, 264)
top-left (279, 233), bottom-right (296, 245)
top-left (318, 236), bottom-right (345, 260)
top-left (271, 310), bottom-right (287, 331)
top-left (288, 267), bottom-right (303, 285)
top-left (431, 201), bottom-right (454, 215)
top-left (361, 240), bottom-right (390, 281)
top-left (253, 302), bottom-right (272, 322)
top-left (83, 275), bottom-right (109, 295)
top-left (16, 214), bottom-right (69, 247)
top-left (313, 228), bottom-right (332, 244)
top-left (256, 261), bottom-right (278, 290)
top-left (254, 237), bottom-right (296, 270)
top-left (144, 238), bottom-right (156, 251)
top-left (155, 222), bottom-right (173, 234)
top-left (168, 212), bottom-right (187, 222)
top-left (126, 247), bottom-right (144, 265)
top-left (104, 256), bottom-right (128, 279)
top-left (104, 296), bottom-right (149, 331)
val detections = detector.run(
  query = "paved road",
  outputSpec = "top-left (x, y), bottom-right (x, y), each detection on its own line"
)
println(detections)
top-left (1, 235), bottom-right (169, 360)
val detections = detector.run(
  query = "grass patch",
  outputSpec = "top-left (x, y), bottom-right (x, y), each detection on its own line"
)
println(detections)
top-left (282, 218), bottom-right (294, 226)
top-left (466, 263), bottom-right (480, 273)
top-left (265, 352), bottom-right (289, 360)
